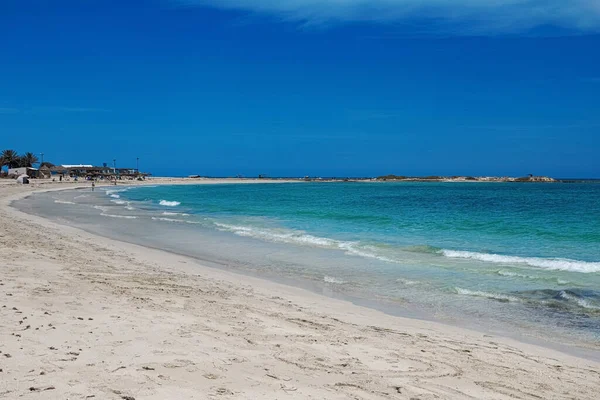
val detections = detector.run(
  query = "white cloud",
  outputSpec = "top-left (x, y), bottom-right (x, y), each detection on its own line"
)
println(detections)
top-left (174, 0), bottom-right (600, 34)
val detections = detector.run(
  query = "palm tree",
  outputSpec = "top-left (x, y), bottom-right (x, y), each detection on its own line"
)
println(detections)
top-left (1, 149), bottom-right (20, 168)
top-left (19, 152), bottom-right (39, 168)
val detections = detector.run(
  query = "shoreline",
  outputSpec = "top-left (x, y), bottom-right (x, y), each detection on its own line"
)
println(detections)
top-left (16, 184), bottom-right (600, 362)
top-left (2, 181), bottom-right (600, 399)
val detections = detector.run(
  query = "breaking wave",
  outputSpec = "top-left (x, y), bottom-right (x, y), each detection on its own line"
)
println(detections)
top-left (213, 222), bottom-right (395, 263)
top-left (455, 287), bottom-right (520, 303)
top-left (558, 290), bottom-right (600, 310)
top-left (100, 213), bottom-right (137, 219)
top-left (324, 276), bottom-right (345, 284)
top-left (54, 200), bottom-right (75, 205)
top-left (151, 216), bottom-right (199, 224)
top-left (159, 200), bottom-right (181, 207)
top-left (105, 188), bottom-right (131, 200)
top-left (441, 250), bottom-right (600, 273)
top-left (496, 270), bottom-right (571, 285)
top-left (397, 278), bottom-right (420, 286)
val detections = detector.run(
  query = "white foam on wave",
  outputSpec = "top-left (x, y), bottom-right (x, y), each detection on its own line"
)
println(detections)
top-left (397, 278), bottom-right (420, 286)
top-left (340, 243), bottom-right (397, 263)
top-left (162, 211), bottom-right (189, 216)
top-left (100, 213), bottom-right (137, 219)
top-left (455, 287), bottom-right (520, 303)
top-left (441, 250), bottom-right (600, 273)
top-left (105, 187), bottom-right (132, 200)
top-left (323, 276), bottom-right (345, 284)
top-left (125, 206), bottom-right (135, 211)
top-left (159, 200), bottom-right (181, 207)
top-left (74, 194), bottom-right (88, 199)
top-left (558, 291), bottom-right (600, 310)
top-left (111, 199), bottom-right (127, 205)
top-left (54, 200), bottom-right (76, 205)
top-left (497, 270), bottom-right (571, 285)
top-left (213, 222), bottom-right (397, 264)
top-left (214, 222), bottom-right (338, 246)
top-left (151, 217), bottom-right (199, 224)
top-left (498, 270), bottom-right (527, 278)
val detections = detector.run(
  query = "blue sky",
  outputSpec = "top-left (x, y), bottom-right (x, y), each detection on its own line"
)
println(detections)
top-left (1, 0), bottom-right (599, 177)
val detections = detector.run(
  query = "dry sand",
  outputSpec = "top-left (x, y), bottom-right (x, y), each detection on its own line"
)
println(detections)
top-left (1, 179), bottom-right (599, 399)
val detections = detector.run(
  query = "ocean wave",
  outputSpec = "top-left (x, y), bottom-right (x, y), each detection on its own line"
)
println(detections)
top-left (159, 200), bottom-right (181, 207)
top-left (105, 188), bottom-right (132, 200)
top-left (340, 243), bottom-right (397, 263)
top-left (213, 222), bottom-right (396, 263)
top-left (111, 199), bottom-right (127, 205)
top-left (125, 206), bottom-right (135, 211)
top-left (516, 288), bottom-right (600, 312)
top-left (402, 245), bottom-right (441, 254)
top-left (455, 287), bottom-right (520, 303)
top-left (397, 278), bottom-right (420, 286)
top-left (151, 217), bottom-right (199, 224)
top-left (558, 290), bottom-right (600, 310)
top-left (74, 194), bottom-right (88, 199)
top-left (497, 270), bottom-right (537, 279)
top-left (162, 211), bottom-right (189, 216)
top-left (497, 270), bottom-right (572, 285)
top-left (54, 200), bottom-right (76, 205)
top-left (100, 213), bottom-right (137, 219)
top-left (324, 276), bottom-right (345, 284)
top-left (441, 250), bottom-right (600, 273)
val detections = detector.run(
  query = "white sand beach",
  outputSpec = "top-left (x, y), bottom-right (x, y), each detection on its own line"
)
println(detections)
top-left (1, 180), bottom-right (599, 399)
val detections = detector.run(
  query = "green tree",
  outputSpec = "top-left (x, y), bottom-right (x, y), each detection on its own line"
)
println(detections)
top-left (19, 152), bottom-right (39, 168)
top-left (1, 149), bottom-right (20, 168)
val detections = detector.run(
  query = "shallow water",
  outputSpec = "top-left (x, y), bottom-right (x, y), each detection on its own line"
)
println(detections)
top-left (17, 182), bottom-right (600, 352)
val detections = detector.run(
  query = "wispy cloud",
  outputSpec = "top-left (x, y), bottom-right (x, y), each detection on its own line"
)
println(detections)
top-left (173, 0), bottom-right (600, 34)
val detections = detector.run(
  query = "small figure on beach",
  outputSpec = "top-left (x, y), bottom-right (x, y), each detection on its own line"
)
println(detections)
top-left (91, 181), bottom-right (95, 191)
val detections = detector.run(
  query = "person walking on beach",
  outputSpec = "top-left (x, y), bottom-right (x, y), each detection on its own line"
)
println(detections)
top-left (91, 181), bottom-right (95, 192)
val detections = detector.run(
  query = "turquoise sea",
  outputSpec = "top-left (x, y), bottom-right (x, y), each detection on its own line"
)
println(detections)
top-left (20, 182), bottom-right (600, 351)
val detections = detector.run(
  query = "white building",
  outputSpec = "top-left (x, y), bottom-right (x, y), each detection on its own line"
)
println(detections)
top-left (8, 167), bottom-right (38, 177)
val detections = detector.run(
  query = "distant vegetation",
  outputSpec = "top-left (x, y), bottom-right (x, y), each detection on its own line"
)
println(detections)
top-left (377, 174), bottom-right (407, 181)
top-left (0, 149), bottom-right (43, 169)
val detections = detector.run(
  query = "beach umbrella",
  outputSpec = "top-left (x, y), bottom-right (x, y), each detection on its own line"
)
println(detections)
top-left (16, 174), bottom-right (30, 184)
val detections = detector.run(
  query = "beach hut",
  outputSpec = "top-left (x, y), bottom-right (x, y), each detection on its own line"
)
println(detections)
top-left (39, 165), bottom-right (51, 179)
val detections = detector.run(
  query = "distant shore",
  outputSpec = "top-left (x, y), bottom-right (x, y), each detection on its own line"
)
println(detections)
top-left (1, 174), bottom-right (583, 186)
